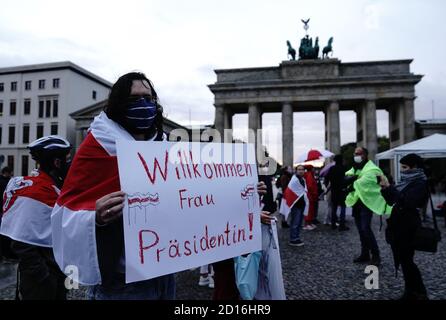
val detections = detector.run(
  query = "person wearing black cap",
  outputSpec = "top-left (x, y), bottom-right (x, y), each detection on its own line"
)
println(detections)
top-left (379, 153), bottom-right (429, 300)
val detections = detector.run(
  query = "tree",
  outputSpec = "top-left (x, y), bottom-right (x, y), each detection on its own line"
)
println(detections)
top-left (378, 136), bottom-right (390, 153)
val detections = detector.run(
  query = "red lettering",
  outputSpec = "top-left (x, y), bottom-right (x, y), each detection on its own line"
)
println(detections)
top-left (194, 196), bottom-right (203, 207)
top-left (139, 230), bottom-right (159, 264)
top-left (200, 225), bottom-right (210, 251)
top-left (190, 151), bottom-right (202, 178)
top-left (209, 236), bottom-right (216, 248)
top-left (206, 194), bottom-right (215, 205)
top-left (184, 241), bottom-right (192, 256)
top-left (225, 163), bottom-right (236, 176)
top-left (217, 234), bottom-right (225, 246)
top-left (238, 229), bottom-right (246, 242)
top-left (178, 151), bottom-right (187, 178)
top-left (193, 235), bottom-right (198, 254)
top-left (179, 189), bottom-right (187, 209)
top-left (224, 222), bottom-right (231, 246)
top-left (156, 247), bottom-right (166, 262)
top-left (204, 163), bottom-right (213, 179)
top-left (237, 164), bottom-right (245, 176)
top-left (245, 163), bottom-right (252, 176)
top-left (213, 163), bottom-right (226, 178)
top-left (138, 151), bottom-right (169, 184)
top-left (183, 151), bottom-right (192, 178)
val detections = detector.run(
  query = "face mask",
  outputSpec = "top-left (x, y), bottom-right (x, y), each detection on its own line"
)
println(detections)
top-left (354, 156), bottom-right (363, 164)
top-left (125, 98), bottom-right (157, 133)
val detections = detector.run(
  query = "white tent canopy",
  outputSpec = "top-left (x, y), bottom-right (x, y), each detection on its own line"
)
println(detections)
top-left (375, 133), bottom-right (446, 182)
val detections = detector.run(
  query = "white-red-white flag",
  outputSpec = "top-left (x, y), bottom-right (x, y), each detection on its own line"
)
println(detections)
top-left (279, 174), bottom-right (309, 222)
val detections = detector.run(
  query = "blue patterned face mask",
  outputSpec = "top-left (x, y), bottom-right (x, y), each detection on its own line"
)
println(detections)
top-left (125, 97), bottom-right (157, 132)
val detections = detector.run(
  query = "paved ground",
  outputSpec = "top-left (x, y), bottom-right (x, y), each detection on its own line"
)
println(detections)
top-left (1, 206), bottom-right (445, 300)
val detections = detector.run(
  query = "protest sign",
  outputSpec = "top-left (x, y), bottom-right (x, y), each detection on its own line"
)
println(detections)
top-left (116, 141), bottom-right (262, 283)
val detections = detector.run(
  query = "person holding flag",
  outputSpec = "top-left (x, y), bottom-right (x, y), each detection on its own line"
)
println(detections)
top-left (345, 147), bottom-right (392, 266)
top-left (280, 165), bottom-right (309, 247)
top-left (0, 136), bottom-right (72, 300)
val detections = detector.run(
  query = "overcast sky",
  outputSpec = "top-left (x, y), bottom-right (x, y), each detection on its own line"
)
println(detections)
top-left (1, 0), bottom-right (445, 163)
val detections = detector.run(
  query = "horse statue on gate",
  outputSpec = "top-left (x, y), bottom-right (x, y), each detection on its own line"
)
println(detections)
top-left (322, 37), bottom-right (334, 59)
top-left (287, 40), bottom-right (296, 60)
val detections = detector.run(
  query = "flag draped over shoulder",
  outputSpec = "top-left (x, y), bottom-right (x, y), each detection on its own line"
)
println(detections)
top-left (0, 171), bottom-right (59, 247)
top-left (52, 111), bottom-right (166, 285)
top-left (345, 160), bottom-right (393, 215)
top-left (279, 175), bottom-right (309, 222)
top-left (52, 112), bottom-right (127, 285)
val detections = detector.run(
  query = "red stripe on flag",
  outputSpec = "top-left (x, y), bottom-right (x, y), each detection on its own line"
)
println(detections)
top-left (57, 133), bottom-right (121, 211)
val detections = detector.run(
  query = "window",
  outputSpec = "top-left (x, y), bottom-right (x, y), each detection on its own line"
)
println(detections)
top-left (39, 79), bottom-right (45, 89)
top-left (39, 97), bottom-right (57, 118)
top-left (10, 101), bottom-right (16, 116)
top-left (53, 78), bottom-right (60, 88)
top-left (92, 90), bottom-right (97, 100)
top-left (53, 99), bottom-right (58, 117)
top-left (11, 82), bottom-right (17, 91)
top-left (21, 155), bottom-right (29, 176)
top-left (51, 123), bottom-right (58, 135)
top-left (7, 155), bottom-right (14, 172)
top-left (25, 81), bottom-right (32, 90)
top-left (39, 100), bottom-right (44, 118)
top-left (0, 83), bottom-right (4, 92)
top-left (36, 123), bottom-right (44, 139)
top-left (24, 99), bottom-right (31, 115)
top-left (8, 126), bottom-right (15, 144)
top-left (0, 101), bottom-right (3, 116)
top-left (45, 100), bottom-right (51, 117)
top-left (0, 126), bottom-right (2, 144)
top-left (22, 124), bottom-right (30, 144)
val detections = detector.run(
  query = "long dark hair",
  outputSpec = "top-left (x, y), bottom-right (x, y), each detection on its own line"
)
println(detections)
top-left (104, 72), bottom-right (164, 136)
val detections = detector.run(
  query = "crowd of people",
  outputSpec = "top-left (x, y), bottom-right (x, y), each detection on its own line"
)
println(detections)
top-left (0, 71), bottom-right (441, 301)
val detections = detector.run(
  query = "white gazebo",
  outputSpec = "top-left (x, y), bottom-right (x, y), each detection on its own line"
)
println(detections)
top-left (376, 134), bottom-right (446, 182)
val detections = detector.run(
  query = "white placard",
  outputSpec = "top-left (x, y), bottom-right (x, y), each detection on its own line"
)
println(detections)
top-left (116, 141), bottom-right (262, 283)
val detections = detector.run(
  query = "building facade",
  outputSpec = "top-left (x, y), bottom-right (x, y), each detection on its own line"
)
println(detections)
top-left (0, 61), bottom-right (112, 175)
top-left (209, 59), bottom-right (422, 165)
top-left (416, 119), bottom-right (446, 138)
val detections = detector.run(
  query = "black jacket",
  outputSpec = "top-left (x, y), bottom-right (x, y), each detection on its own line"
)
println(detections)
top-left (259, 175), bottom-right (277, 213)
top-left (382, 179), bottom-right (428, 247)
top-left (326, 164), bottom-right (347, 204)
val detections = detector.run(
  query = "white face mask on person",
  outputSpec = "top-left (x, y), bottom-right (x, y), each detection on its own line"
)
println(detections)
top-left (354, 156), bottom-right (363, 164)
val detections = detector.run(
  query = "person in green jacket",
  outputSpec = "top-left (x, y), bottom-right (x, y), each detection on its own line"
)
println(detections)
top-left (345, 147), bottom-right (392, 266)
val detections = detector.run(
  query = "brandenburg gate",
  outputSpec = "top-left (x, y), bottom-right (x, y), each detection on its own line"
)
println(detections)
top-left (209, 58), bottom-right (422, 166)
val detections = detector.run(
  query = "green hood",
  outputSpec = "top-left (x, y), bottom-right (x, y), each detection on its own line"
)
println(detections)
top-left (345, 160), bottom-right (392, 216)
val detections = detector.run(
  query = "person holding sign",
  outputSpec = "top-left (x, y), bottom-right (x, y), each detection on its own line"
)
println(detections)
top-left (51, 72), bottom-right (173, 300)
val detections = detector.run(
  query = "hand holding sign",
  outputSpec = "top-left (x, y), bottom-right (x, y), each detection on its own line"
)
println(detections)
top-left (95, 191), bottom-right (126, 225)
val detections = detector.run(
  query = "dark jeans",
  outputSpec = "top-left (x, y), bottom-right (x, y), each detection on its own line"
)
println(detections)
top-left (212, 259), bottom-right (239, 300)
top-left (289, 204), bottom-right (305, 242)
top-left (331, 203), bottom-right (346, 227)
top-left (391, 245), bottom-right (426, 297)
top-left (353, 203), bottom-right (380, 257)
top-left (0, 234), bottom-right (17, 259)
